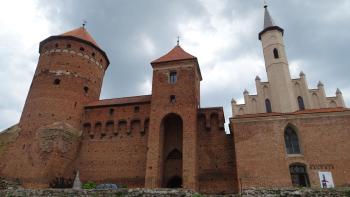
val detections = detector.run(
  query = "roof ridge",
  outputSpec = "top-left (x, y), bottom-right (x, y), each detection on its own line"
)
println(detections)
top-left (60, 27), bottom-right (99, 47)
top-left (151, 45), bottom-right (197, 64)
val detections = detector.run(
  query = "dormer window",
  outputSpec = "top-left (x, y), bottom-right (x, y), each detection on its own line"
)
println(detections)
top-left (169, 71), bottom-right (177, 84)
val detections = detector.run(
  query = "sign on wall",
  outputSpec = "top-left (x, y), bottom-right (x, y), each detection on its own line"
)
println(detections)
top-left (318, 172), bottom-right (335, 188)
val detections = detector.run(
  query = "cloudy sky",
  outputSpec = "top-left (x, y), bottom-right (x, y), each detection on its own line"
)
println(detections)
top-left (0, 0), bottom-right (349, 131)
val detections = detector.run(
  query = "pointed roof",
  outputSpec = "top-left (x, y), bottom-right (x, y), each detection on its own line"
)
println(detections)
top-left (151, 44), bottom-right (202, 80)
top-left (39, 26), bottom-right (110, 66)
top-left (259, 5), bottom-right (284, 40)
top-left (60, 27), bottom-right (99, 47)
top-left (151, 45), bottom-right (197, 64)
top-left (263, 5), bottom-right (276, 29)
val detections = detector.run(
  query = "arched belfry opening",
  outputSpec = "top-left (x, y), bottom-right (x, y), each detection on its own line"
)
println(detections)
top-left (161, 113), bottom-right (183, 188)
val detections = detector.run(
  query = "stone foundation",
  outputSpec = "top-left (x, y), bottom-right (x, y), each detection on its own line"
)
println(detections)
top-left (0, 188), bottom-right (350, 197)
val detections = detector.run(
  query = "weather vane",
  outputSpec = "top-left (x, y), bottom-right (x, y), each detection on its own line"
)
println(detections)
top-left (177, 36), bottom-right (180, 46)
top-left (82, 20), bottom-right (87, 28)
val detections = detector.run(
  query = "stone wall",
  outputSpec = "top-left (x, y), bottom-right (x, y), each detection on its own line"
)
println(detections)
top-left (0, 188), bottom-right (197, 197)
top-left (1, 188), bottom-right (350, 197)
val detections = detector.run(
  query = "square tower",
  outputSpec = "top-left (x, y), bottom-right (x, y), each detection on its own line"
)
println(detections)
top-left (145, 45), bottom-right (202, 190)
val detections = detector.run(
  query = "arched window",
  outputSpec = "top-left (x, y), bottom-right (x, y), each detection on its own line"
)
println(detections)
top-left (265, 99), bottom-right (272, 113)
top-left (297, 96), bottom-right (305, 110)
top-left (273, 48), bottom-right (279, 59)
top-left (284, 126), bottom-right (301, 154)
top-left (166, 149), bottom-right (182, 160)
top-left (289, 164), bottom-right (310, 187)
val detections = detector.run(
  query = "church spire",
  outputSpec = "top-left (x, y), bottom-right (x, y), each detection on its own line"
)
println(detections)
top-left (259, 4), bottom-right (284, 40)
top-left (263, 5), bottom-right (275, 29)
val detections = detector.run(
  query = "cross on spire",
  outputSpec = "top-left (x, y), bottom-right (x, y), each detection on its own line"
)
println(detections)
top-left (82, 20), bottom-right (87, 28)
top-left (177, 36), bottom-right (180, 46)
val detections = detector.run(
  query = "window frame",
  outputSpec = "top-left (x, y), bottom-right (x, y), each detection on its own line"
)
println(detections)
top-left (284, 126), bottom-right (301, 155)
top-left (169, 71), bottom-right (177, 84)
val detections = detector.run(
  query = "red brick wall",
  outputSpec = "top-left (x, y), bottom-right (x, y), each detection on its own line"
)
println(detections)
top-left (231, 111), bottom-right (350, 189)
top-left (20, 38), bottom-right (108, 132)
top-left (79, 103), bottom-right (150, 187)
top-left (198, 108), bottom-right (238, 194)
top-left (145, 60), bottom-right (200, 190)
top-left (0, 37), bottom-right (109, 187)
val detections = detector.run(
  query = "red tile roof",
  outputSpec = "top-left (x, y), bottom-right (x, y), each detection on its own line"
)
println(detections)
top-left (233, 107), bottom-right (348, 119)
top-left (86, 95), bottom-right (151, 108)
top-left (60, 27), bottom-right (99, 47)
top-left (151, 45), bottom-right (197, 64)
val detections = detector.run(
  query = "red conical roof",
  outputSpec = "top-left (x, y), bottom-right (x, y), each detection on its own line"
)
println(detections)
top-left (60, 27), bottom-right (99, 47)
top-left (151, 45), bottom-right (197, 64)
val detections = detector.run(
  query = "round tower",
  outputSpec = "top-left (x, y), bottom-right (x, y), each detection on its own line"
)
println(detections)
top-left (20, 26), bottom-right (109, 133)
top-left (0, 27), bottom-right (109, 188)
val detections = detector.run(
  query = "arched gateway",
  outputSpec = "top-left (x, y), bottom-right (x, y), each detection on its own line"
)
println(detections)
top-left (161, 113), bottom-right (183, 188)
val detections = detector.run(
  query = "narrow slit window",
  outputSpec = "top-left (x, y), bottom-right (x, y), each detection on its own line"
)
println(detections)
top-left (84, 86), bottom-right (89, 94)
top-left (265, 99), bottom-right (272, 113)
top-left (109, 108), bottom-right (114, 115)
top-left (170, 95), bottom-right (176, 103)
top-left (273, 48), bottom-right (279, 59)
top-left (297, 96), bottom-right (305, 110)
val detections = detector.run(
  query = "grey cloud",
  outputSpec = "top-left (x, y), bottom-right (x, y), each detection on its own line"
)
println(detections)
top-left (38, 0), bottom-right (350, 120)
top-left (1, 0), bottom-right (348, 130)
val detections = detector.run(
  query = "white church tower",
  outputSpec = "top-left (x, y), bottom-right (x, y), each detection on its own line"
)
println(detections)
top-left (231, 4), bottom-right (346, 117)
top-left (259, 5), bottom-right (298, 113)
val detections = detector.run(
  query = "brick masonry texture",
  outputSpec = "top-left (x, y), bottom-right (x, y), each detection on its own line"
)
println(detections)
top-left (0, 26), bottom-right (349, 195)
top-left (231, 110), bottom-right (350, 190)
top-left (0, 30), bottom-right (237, 194)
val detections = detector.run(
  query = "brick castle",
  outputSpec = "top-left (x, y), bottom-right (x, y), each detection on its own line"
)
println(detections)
top-left (0, 5), bottom-right (349, 194)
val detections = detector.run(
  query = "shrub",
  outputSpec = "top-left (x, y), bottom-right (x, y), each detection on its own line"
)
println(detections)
top-left (82, 181), bottom-right (97, 189)
top-left (120, 184), bottom-right (127, 188)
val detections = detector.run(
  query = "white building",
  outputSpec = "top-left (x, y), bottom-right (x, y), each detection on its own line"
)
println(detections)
top-left (232, 5), bottom-right (345, 117)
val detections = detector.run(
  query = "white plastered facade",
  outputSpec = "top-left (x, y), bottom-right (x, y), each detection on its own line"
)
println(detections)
top-left (232, 9), bottom-right (345, 117)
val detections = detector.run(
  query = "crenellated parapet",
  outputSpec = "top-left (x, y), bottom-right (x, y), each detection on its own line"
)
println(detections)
top-left (82, 95), bottom-right (151, 140)
top-left (198, 107), bottom-right (225, 131)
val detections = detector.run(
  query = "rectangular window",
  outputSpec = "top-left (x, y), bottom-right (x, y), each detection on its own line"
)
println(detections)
top-left (169, 71), bottom-right (177, 84)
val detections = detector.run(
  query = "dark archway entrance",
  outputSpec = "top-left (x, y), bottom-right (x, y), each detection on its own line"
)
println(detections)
top-left (161, 113), bottom-right (183, 188)
top-left (167, 176), bottom-right (182, 188)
